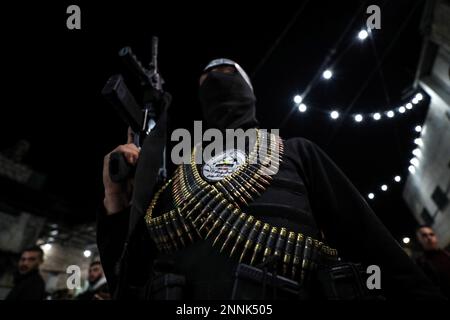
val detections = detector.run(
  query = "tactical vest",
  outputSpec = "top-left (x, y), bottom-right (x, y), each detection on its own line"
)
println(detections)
top-left (144, 129), bottom-right (338, 290)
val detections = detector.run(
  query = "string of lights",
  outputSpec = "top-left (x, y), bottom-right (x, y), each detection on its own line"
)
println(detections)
top-left (292, 11), bottom-right (426, 125)
top-left (286, 10), bottom-right (429, 206)
top-left (297, 2), bottom-right (373, 105)
top-left (278, 3), bottom-right (372, 129)
top-left (286, 7), bottom-right (429, 206)
top-left (293, 92), bottom-right (425, 123)
top-left (365, 124), bottom-right (424, 201)
top-left (294, 25), bottom-right (374, 107)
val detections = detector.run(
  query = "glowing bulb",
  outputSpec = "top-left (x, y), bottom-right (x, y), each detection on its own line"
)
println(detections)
top-left (368, 193), bottom-right (375, 200)
top-left (406, 103), bottom-right (413, 110)
top-left (387, 111), bottom-right (395, 118)
top-left (322, 69), bottom-right (333, 80)
top-left (41, 244), bottom-right (52, 253)
top-left (399, 106), bottom-right (406, 113)
top-left (381, 185), bottom-right (388, 191)
top-left (358, 29), bottom-right (369, 40)
top-left (298, 103), bottom-right (307, 112)
top-left (415, 125), bottom-right (422, 133)
top-left (373, 113), bottom-right (381, 120)
top-left (414, 138), bottom-right (423, 146)
top-left (402, 237), bottom-right (410, 244)
top-left (294, 95), bottom-right (303, 104)
top-left (84, 250), bottom-right (92, 258)
top-left (415, 93), bottom-right (423, 101)
top-left (410, 157), bottom-right (420, 167)
top-left (394, 176), bottom-right (401, 182)
top-left (412, 98), bottom-right (419, 105)
top-left (412, 148), bottom-right (422, 157)
top-left (354, 114), bottom-right (363, 122)
top-left (330, 110), bottom-right (339, 119)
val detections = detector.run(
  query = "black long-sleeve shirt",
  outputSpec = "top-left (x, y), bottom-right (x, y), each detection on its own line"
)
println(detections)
top-left (97, 137), bottom-right (444, 299)
top-left (5, 269), bottom-right (46, 301)
top-left (416, 249), bottom-right (450, 298)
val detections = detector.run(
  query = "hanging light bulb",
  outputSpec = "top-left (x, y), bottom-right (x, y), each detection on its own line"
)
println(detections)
top-left (298, 103), bottom-right (307, 112)
top-left (41, 244), bottom-right (52, 253)
top-left (399, 106), bottom-right (406, 114)
top-left (330, 110), bottom-right (340, 119)
top-left (322, 69), bottom-right (333, 80)
top-left (381, 185), bottom-right (388, 191)
top-left (410, 157), bottom-right (420, 167)
top-left (408, 165), bottom-right (416, 174)
top-left (387, 111), bottom-right (395, 118)
top-left (354, 114), bottom-right (363, 122)
top-left (368, 193), bottom-right (375, 199)
top-left (415, 125), bottom-right (422, 133)
top-left (358, 29), bottom-right (369, 40)
top-left (415, 93), bottom-right (423, 101)
top-left (294, 95), bottom-right (303, 104)
top-left (394, 176), bottom-right (401, 182)
top-left (373, 113), bottom-right (381, 120)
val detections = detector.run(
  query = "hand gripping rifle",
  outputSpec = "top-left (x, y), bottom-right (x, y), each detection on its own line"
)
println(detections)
top-left (101, 36), bottom-right (168, 183)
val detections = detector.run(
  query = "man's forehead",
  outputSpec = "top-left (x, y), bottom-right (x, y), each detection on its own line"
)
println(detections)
top-left (418, 227), bottom-right (434, 234)
top-left (22, 251), bottom-right (39, 257)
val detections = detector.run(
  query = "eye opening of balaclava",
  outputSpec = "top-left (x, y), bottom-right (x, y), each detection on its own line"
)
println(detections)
top-left (199, 58), bottom-right (259, 131)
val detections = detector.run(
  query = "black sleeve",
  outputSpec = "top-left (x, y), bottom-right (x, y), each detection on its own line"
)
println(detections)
top-left (96, 206), bottom-right (130, 294)
top-left (96, 205), bottom-right (157, 298)
top-left (292, 138), bottom-right (445, 299)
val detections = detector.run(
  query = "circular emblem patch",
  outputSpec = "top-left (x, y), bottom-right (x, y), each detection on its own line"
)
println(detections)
top-left (202, 149), bottom-right (246, 181)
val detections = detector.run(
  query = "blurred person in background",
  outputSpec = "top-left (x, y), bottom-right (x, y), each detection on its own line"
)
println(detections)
top-left (76, 261), bottom-right (110, 300)
top-left (415, 225), bottom-right (450, 298)
top-left (5, 246), bottom-right (47, 300)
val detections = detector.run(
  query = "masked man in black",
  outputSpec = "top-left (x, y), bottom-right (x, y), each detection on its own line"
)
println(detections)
top-left (98, 59), bottom-right (444, 300)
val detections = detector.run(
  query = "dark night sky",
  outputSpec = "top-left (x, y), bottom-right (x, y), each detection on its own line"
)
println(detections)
top-left (0, 0), bottom-right (429, 242)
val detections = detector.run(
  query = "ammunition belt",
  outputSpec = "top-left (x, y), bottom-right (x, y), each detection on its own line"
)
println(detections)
top-left (145, 130), bottom-right (339, 284)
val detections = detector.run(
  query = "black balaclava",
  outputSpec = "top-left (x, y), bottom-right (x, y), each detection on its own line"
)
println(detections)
top-left (199, 58), bottom-right (259, 131)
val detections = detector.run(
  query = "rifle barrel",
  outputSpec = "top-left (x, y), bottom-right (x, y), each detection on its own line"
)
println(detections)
top-left (151, 37), bottom-right (158, 73)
